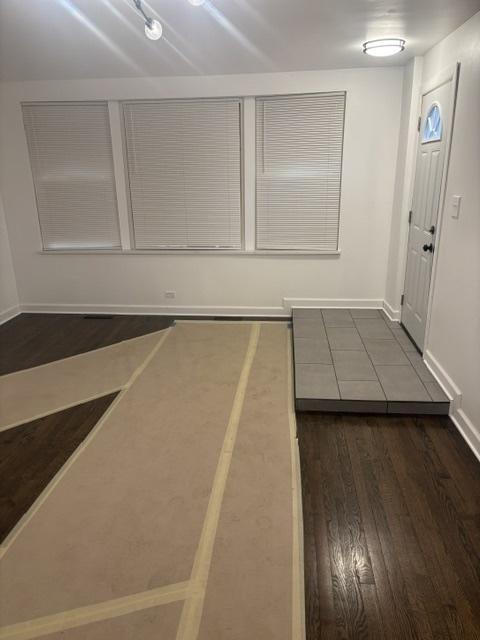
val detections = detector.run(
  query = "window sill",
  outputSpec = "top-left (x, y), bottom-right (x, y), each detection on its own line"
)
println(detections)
top-left (38, 249), bottom-right (341, 257)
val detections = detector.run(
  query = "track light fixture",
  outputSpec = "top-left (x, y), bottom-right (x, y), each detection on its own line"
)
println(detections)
top-left (133, 0), bottom-right (206, 41)
top-left (133, 0), bottom-right (163, 40)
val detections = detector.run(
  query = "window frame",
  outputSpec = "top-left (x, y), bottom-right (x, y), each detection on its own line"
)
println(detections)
top-left (421, 102), bottom-right (443, 144)
top-left (33, 94), bottom-right (344, 257)
top-left (120, 97), bottom-right (245, 253)
top-left (254, 91), bottom-right (346, 254)
top-left (22, 100), bottom-right (122, 253)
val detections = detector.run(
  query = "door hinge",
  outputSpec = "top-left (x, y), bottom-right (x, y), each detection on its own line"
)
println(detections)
top-left (408, 210), bottom-right (412, 224)
top-left (401, 294), bottom-right (405, 306)
top-left (417, 116), bottom-right (421, 132)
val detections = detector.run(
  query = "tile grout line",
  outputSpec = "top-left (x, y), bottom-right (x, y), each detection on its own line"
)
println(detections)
top-left (403, 351), bottom-right (440, 401)
top-left (0, 388), bottom-right (125, 434)
top-left (321, 311), bottom-right (342, 398)
top-left (328, 311), bottom-right (384, 402)
top-left (0, 327), bottom-right (173, 560)
top-left (377, 316), bottom-right (436, 401)
top-left (0, 581), bottom-right (190, 640)
top-left (175, 322), bottom-right (261, 640)
top-left (295, 312), bottom-right (444, 409)
top-left (352, 317), bottom-right (388, 402)
top-left (357, 315), bottom-right (437, 403)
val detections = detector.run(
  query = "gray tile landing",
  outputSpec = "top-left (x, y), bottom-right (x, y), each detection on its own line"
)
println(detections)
top-left (293, 308), bottom-right (450, 415)
top-left (295, 364), bottom-right (339, 400)
top-left (338, 380), bottom-right (386, 401)
top-left (349, 308), bottom-right (382, 319)
top-left (362, 338), bottom-right (410, 365)
top-left (326, 327), bottom-right (364, 350)
top-left (294, 337), bottom-right (332, 364)
top-left (294, 318), bottom-right (326, 339)
top-left (374, 365), bottom-right (430, 401)
top-left (321, 309), bottom-right (355, 327)
top-left (332, 350), bottom-right (377, 381)
top-left (424, 381), bottom-right (450, 403)
top-left (354, 318), bottom-right (394, 340)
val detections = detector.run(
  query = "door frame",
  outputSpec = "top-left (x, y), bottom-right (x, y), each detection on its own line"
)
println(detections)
top-left (401, 61), bottom-right (460, 354)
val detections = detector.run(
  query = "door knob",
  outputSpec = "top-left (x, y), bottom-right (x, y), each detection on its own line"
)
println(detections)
top-left (423, 243), bottom-right (434, 253)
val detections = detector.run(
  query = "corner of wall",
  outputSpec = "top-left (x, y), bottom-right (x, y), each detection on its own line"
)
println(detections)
top-left (384, 57), bottom-right (423, 313)
top-left (0, 192), bottom-right (20, 323)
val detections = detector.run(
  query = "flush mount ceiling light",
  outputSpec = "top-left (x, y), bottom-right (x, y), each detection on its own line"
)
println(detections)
top-left (188, 0), bottom-right (206, 5)
top-left (133, 0), bottom-right (163, 40)
top-left (363, 38), bottom-right (406, 57)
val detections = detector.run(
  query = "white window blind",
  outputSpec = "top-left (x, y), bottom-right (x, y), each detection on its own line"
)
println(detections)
top-left (22, 102), bottom-right (120, 250)
top-left (123, 99), bottom-right (242, 250)
top-left (256, 92), bottom-right (345, 251)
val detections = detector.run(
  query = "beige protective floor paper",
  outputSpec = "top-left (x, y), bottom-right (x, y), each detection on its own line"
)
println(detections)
top-left (0, 331), bottom-right (163, 430)
top-left (0, 322), bottom-right (251, 625)
top-left (40, 602), bottom-right (183, 640)
top-left (196, 323), bottom-right (295, 640)
top-left (0, 322), bottom-right (303, 640)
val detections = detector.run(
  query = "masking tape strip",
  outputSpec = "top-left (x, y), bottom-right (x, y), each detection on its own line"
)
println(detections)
top-left (0, 388), bottom-right (125, 433)
top-left (287, 329), bottom-right (306, 640)
top-left (0, 330), bottom-right (167, 379)
top-left (0, 328), bottom-right (172, 559)
top-left (175, 322), bottom-right (261, 640)
top-left (0, 581), bottom-right (189, 640)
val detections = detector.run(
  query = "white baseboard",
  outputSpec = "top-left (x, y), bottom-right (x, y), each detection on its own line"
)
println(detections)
top-left (283, 297), bottom-right (384, 312)
top-left (18, 298), bottom-right (397, 317)
top-left (0, 305), bottom-right (20, 325)
top-left (9, 299), bottom-right (480, 461)
top-left (450, 408), bottom-right (480, 463)
top-left (21, 299), bottom-right (387, 316)
top-left (19, 303), bottom-right (288, 317)
top-left (423, 349), bottom-right (462, 408)
top-left (424, 349), bottom-right (480, 461)
top-left (382, 300), bottom-right (401, 321)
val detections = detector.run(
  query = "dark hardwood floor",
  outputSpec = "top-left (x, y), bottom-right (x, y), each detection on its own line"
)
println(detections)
top-left (0, 313), bottom-right (173, 375)
top-left (0, 393), bottom-right (118, 542)
top-left (2, 313), bottom-right (479, 638)
top-left (298, 413), bottom-right (480, 640)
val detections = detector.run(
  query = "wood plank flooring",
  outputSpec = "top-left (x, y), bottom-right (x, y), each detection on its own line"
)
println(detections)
top-left (0, 313), bottom-right (173, 375)
top-left (0, 393), bottom-right (118, 542)
top-left (298, 413), bottom-right (480, 639)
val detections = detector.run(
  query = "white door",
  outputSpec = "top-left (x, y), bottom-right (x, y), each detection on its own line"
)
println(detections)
top-left (402, 81), bottom-right (452, 351)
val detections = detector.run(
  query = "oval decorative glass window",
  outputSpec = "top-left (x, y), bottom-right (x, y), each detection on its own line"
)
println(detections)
top-left (422, 104), bottom-right (442, 143)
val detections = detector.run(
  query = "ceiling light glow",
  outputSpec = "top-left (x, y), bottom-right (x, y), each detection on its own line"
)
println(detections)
top-left (145, 18), bottom-right (162, 40)
top-left (188, 0), bottom-right (206, 5)
top-left (363, 38), bottom-right (405, 57)
top-left (133, 0), bottom-right (163, 40)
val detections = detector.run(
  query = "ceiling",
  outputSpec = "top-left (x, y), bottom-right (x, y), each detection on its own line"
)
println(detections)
top-left (0, 0), bottom-right (479, 81)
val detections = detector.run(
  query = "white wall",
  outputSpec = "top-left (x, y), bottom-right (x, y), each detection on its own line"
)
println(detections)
top-left (384, 56), bottom-right (423, 318)
top-left (0, 67), bottom-right (403, 315)
top-left (421, 12), bottom-right (480, 457)
top-left (387, 12), bottom-right (480, 455)
top-left (0, 191), bottom-right (19, 322)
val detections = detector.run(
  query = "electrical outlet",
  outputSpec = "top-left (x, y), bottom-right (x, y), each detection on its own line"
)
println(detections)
top-left (165, 291), bottom-right (176, 299)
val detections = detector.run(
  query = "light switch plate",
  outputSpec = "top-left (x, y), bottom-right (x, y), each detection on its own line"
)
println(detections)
top-left (451, 195), bottom-right (462, 219)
